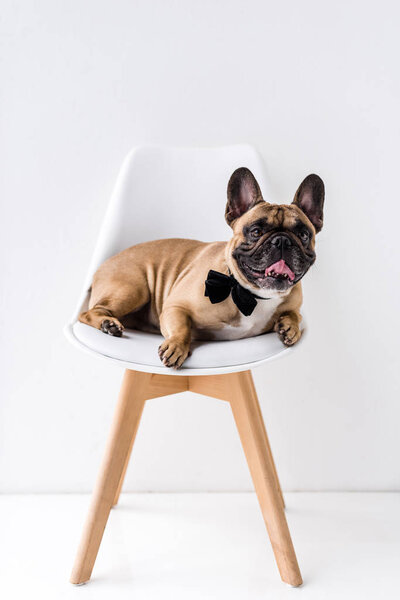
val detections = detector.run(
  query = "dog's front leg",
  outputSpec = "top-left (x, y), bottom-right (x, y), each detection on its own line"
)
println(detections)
top-left (158, 306), bottom-right (192, 369)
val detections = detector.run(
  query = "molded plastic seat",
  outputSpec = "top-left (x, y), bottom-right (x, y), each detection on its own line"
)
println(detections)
top-left (64, 144), bottom-right (294, 375)
top-left (71, 321), bottom-right (290, 375)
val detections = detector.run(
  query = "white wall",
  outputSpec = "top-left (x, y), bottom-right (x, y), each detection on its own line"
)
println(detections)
top-left (1, 0), bottom-right (399, 493)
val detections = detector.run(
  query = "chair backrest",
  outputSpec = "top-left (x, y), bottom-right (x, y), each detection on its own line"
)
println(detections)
top-left (74, 144), bottom-right (273, 318)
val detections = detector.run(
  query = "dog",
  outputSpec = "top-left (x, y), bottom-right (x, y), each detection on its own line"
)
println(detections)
top-left (79, 167), bottom-right (324, 368)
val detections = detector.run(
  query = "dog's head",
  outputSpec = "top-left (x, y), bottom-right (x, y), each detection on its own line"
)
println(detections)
top-left (225, 168), bottom-right (324, 297)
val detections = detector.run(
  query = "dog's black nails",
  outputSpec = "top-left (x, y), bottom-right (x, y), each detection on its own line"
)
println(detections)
top-left (101, 319), bottom-right (123, 336)
top-left (109, 326), bottom-right (122, 337)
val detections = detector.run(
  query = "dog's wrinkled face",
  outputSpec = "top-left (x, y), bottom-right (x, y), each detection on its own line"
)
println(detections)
top-left (225, 168), bottom-right (324, 296)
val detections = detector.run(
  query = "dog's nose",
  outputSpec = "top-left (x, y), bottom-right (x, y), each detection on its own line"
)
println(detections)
top-left (270, 234), bottom-right (292, 249)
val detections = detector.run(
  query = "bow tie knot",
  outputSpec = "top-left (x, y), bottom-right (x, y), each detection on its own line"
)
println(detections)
top-left (204, 269), bottom-right (268, 316)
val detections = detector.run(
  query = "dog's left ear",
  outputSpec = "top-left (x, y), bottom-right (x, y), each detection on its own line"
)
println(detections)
top-left (225, 167), bottom-right (264, 226)
top-left (292, 174), bottom-right (325, 233)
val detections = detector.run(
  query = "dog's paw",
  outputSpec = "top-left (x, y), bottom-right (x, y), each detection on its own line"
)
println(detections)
top-left (101, 318), bottom-right (124, 337)
top-left (158, 338), bottom-right (190, 369)
top-left (276, 316), bottom-right (301, 347)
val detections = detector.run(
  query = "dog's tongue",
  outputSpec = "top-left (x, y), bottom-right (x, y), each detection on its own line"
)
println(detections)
top-left (265, 259), bottom-right (295, 281)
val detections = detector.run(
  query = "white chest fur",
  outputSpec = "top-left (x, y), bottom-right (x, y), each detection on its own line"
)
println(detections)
top-left (213, 295), bottom-right (283, 341)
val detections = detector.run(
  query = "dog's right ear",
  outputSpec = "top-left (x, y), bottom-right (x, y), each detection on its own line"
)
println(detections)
top-left (225, 168), bottom-right (264, 226)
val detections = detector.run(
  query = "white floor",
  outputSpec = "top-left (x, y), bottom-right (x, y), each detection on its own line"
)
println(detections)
top-left (0, 492), bottom-right (399, 599)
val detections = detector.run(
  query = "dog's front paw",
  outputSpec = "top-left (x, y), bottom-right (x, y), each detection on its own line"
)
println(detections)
top-left (101, 318), bottom-right (124, 337)
top-left (158, 337), bottom-right (190, 369)
top-left (276, 315), bottom-right (301, 347)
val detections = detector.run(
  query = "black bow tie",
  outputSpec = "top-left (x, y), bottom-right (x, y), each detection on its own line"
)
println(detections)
top-left (204, 269), bottom-right (268, 316)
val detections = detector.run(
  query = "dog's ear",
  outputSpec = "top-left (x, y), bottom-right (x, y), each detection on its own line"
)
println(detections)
top-left (225, 167), bottom-right (264, 226)
top-left (292, 174), bottom-right (325, 233)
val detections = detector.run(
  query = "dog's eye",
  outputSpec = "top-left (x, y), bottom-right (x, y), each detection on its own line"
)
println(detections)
top-left (250, 227), bottom-right (262, 238)
top-left (299, 231), bottom-right (310, 243)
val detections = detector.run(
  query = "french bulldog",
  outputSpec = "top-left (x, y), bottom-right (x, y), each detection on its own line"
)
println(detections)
top-left (79, 168), bottom-right (324, 368)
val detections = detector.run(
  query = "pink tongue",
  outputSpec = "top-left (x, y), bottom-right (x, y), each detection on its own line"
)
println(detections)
top-left (265, 259), bottom-right (295, 281)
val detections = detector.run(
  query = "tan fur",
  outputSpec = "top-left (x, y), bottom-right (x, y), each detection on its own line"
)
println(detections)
top-left (78, 164), bottom-right (327, 368)
top-left (79, 199), bottom-right (313, 367)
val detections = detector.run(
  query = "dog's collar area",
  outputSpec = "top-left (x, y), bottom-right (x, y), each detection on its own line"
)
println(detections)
top-left (204, 269), bottom-right (270, 316)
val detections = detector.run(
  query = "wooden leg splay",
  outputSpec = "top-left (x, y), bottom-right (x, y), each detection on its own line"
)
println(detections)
top-left (70, 369), bottom-right (302, 587)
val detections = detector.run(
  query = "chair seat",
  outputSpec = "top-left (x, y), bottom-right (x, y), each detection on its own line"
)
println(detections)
top-left (68, 321), bottom-right (291, 376)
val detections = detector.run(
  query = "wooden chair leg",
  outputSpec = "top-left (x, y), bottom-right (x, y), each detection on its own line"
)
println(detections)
top-left (112, 419), bottom-right (140, 507)
top-left (70, 370), bottom-right (148, 584)
top-left (190, 371), bottom-right (301, 587)
top-left (70, 370), bottom-right (188, 585)
top-left (190, 373), bottom-right (285, 508)
top-left (248, 373), bottom-right (285, 509)
top-left (229, 371), bottom-right (302, 587)
top-left (112, 373), bottom-right (188, 507)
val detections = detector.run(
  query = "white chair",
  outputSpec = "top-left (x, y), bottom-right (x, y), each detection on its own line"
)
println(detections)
top-left (65, 145), bottom-right (303, 587)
